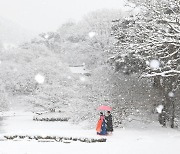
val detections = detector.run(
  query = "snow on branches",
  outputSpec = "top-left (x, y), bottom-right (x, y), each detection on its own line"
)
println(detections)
top-left (111, 0), bottom-right (180, 80)
top-left (111, 0), bottom-right (180, 128)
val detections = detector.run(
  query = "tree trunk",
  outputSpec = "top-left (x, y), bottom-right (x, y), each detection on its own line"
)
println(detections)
top-left (170, 101), bottom-right (175, 128)
top-left (153, 76), bottom-right (161, 88)
top-left (162, 92), bottom-right (175, 128)
top-left (158, 76), bottom-right (176, 128)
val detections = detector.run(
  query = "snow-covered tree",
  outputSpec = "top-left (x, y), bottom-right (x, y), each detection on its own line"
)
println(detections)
top-left (111, 0), bottom-right (180, 128)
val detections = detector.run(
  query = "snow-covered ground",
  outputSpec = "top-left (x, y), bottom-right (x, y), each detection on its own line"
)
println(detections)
top-left (0, 111), bottom-right (180, 154)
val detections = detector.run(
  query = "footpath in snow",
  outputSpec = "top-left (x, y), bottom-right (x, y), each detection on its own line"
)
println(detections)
top-left (0, 111), bottom-right (180, 154)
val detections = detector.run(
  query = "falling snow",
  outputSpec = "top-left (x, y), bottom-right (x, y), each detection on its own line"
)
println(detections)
top-left (35, 74), bottom-right (45, 84)
top-left (149, 59), bottom-right (160, 70)
top-left (168, 92), bottom-right (175, 97)
top-left (79, 76), bottom-right (86, 82)
top-left (0, 1), bottom-right (180, 153)
top-left (156, 105), bottom-right (164, 113)
top-left (88, 32), bottom-right (96, 38)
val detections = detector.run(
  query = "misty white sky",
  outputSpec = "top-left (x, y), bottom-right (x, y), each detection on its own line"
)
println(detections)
top-left (0, 0), bottom-right (128, 33)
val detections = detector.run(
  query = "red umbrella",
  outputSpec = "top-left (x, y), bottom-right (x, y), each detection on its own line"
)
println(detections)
top-left (97, 105), bottom-right (112, 111)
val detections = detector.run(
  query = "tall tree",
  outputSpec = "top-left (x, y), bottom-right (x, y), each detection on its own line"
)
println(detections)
top-left (111, 0), bottom-right (180, 128)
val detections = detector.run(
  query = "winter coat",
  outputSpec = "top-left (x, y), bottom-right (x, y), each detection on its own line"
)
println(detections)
top-left (105, 114), bottom-right (113, 132)
top-left (96, 115), bottom-right (107, 135)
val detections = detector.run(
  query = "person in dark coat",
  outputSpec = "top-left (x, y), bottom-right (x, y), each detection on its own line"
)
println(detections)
top-left (105, 111), bottom-right (113, 133)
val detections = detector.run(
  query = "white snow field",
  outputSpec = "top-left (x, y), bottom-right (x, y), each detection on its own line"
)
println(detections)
top-left (0, 111), bottom-right (180, 154)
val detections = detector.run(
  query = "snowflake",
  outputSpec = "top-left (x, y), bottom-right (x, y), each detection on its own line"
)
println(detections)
top-left (168, 91), bottom-right (174, 97)
top-left (156, 105), bottom-right (164, 113)
top-left (149, 59), bottom-right (160, 70)
top-left (145, 61), bottom-right (150, 65)
top-left (35, 74), bottom-right (45, 84)
top-left (88, 32), bottom-right (96, 38)
top-left (80, 76), bottom-right (86, 82)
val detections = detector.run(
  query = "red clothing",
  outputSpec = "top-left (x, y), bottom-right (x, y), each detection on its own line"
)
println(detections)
top-left (96, 115), bottom-right (105, 133)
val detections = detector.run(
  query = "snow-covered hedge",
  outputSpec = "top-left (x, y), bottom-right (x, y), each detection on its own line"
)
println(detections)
top-left (33, 117), bottom-right (70, 121)
top-left (2, 135), bottom-right (107, 143)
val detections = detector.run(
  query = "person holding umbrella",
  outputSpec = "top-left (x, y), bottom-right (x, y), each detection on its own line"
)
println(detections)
top-left (105, 111), bottom-right (113, 134)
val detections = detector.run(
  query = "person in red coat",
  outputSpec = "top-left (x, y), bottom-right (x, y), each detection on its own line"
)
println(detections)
top-left (96, 112), bottom-right (107, 135)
